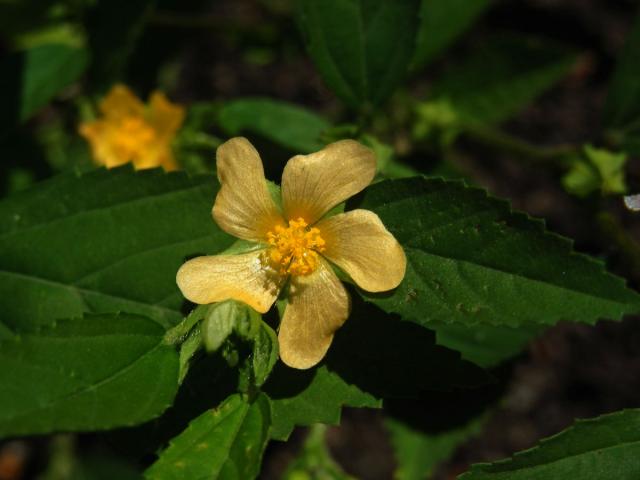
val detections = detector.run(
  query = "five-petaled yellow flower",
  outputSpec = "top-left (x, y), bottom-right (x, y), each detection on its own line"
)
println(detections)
top-left (79, 84), bottom-right (185, 171)
top-left (177, 137), bottom-right (406, 369)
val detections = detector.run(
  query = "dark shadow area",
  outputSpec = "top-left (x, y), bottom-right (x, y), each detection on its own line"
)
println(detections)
top-left (0, 50), bottom-right (24, 134)
top-left (105, 350), bottom-right (238, 465)
top-left (324, 293), bottom-right (492, 398)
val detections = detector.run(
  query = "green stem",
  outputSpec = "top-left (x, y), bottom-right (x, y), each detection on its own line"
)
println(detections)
top-left (596, 211), bottom-right (640, 284)
top-left (464, 123), bottom-right (578, 163)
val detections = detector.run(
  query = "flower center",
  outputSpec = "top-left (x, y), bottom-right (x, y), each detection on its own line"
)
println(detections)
top-left (112, 116), bottom-right (157, 159)
top-left (265, 218), bottom-right (326, 276)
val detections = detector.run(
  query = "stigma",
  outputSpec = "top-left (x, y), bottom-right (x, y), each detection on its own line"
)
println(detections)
top-left (265, 218), bottom-right (326, 276)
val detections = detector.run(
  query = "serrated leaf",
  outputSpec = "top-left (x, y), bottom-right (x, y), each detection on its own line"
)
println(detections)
top-left (386, 415), bottom-right (484, 480)
top-left (0, 43), bottom-right (89, 130)
top-left (0, 313), bottom-right (179, 438)
top-left (218, 98), bottom-right (331, 153)
top-left (459, 408), bottom-right (640, 479)
top-left (144, 394), bottom-right (271, 480)
top-left (432, 323), bottom-right (543, 368)
top-left (297, 0), bottom-right (420, 109)
top-left (264, 364), bottom-right (381, 441)
top-left (356, 177), bottom-right (640, 329)
top-left (0, 167), bottom-right (234, 332)
top-left (430, 35), bottom-right (576, 124)
top-left (412, 0), bottom-right (491, 69)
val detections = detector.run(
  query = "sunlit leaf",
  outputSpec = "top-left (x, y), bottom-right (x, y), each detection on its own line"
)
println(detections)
top-left (356, 177), bottom-right (640, 329)
top-left (0, 313), bottom-right (179, 438)
top-left (144, 394), bottom-right (271, 480)
top-left (0, 167), bottom-right (234, 333)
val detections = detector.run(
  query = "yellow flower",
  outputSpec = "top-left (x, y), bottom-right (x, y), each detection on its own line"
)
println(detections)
top-left (176, 137), bottom-right (406, 369)
top-left (79, 84), bottom-right (185, 171)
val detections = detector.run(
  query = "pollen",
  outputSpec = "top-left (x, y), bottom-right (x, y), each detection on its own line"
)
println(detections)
top-left (265, 218), bottom-right (326, 276)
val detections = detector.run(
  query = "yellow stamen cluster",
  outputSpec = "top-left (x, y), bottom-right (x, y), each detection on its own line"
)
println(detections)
top-left (112, 117), bottom-right (157, 160)
top-left (265, 218), bottom-right (326, 276)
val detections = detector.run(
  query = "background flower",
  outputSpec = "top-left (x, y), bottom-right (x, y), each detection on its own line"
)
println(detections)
top-left (79, 84), bottom-right (184, 170)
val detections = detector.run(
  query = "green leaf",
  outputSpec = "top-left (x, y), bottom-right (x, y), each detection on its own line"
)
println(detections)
top-left (264, 364), bottom-right (381, 441)
top-left (386, 415), bottom-right (484, 480)
top-left (562, 145), bottom-right (628, 198)
top-left (412, 0), bottom-right (492, 69)
top-left (265, 296), bottom-right (489, 441)
top-left (356, 177), bottom-right (640, 329)
top-left (0, 43), bottom-right (89, 129)
top-left (297, 0), bottom-right (421, 109)
top-left (282, 424), bottom-right (355, 480)
top-left (218, 98), bottom-right (331, 153)
top-left (432, 323), bottom-right (544, 368)
top-left (0, 167), bottom-right (234, 333)
top-left (459, 408), bottom-right (640, 479)
top-left (144, 394), bottom-right (271, 480)
top-left (429, 35), bottom-right (576, 124)
top-left (604, 11), bottom-right (640, 150)
top-left (0, 313), bottom-right (179, 438)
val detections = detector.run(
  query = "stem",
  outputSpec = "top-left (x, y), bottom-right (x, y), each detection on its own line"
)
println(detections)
top-left (464, 123), bottom-right (578, 163)
top-left (596, 211), bottom-right (640, 285)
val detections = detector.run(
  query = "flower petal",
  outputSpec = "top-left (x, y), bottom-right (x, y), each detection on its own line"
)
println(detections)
top-left (213, 137), bottom-right (285, 242)
top-left (316, 209), bottom-right (406, 292)
top-left (281, 140), bottom-right (376, 224)
top-left (176, 250), bottom-right (282, 313)
top-left (278, 259), bottom-right (350, 369)
top-left (99, 84), bottom-right (145, 120)
top-left (148, 91), bottom-right (185, 140)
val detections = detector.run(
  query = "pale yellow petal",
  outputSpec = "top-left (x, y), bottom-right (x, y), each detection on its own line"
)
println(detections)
top-left (176, 250), bottom-right (282, 313)
top-left (148, 91), bottom-right (185, 140)
top-left (279, 259), bottom-right (350, 369)
top-left (99, 84), bottom-right (145, 120)
top-left (213, 137), bottom-right (285, 242)
top-left (316, 209), bottom-right (406, 292)
top-left (281, 140), bottom-right (376, 224)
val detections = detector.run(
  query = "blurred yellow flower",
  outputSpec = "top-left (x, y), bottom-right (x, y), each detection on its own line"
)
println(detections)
top-left (79, 84), bottom-right (185, 171)
top-left (176, 137), bottom-right (406, 369)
